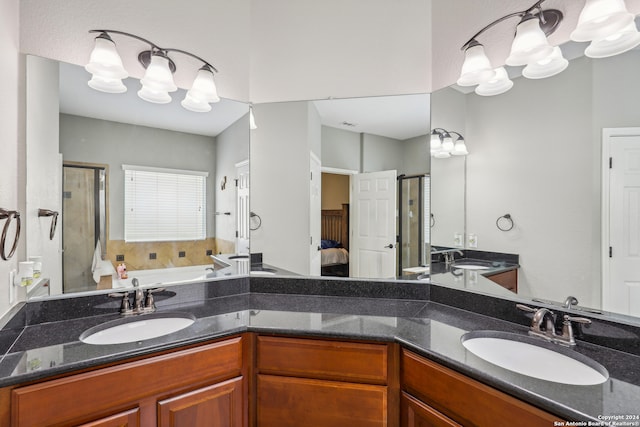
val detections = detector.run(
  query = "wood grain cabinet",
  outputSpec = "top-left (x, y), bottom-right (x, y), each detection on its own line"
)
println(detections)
top-left (10, 336), bottom-right (245, 427)
top-left (255, 336), bottom-right (399, 427)
top-left (486, 269), bottom-right (518, 293)
top-left (401, 349), bottom-right (558, 427)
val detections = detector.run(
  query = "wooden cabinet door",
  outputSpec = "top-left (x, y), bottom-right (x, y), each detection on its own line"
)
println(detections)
top-left (157, 377), bottom-right (244, 427)
top-left (257, 374), bottom-right (387, 427)
top-left (401, 393), bottom-right (460, 427)
top-left (77, 408), bottom-right (140, 427)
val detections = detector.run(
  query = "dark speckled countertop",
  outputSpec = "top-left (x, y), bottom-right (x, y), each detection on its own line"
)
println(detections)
top-left (0, 275), bottom-right (639, 422)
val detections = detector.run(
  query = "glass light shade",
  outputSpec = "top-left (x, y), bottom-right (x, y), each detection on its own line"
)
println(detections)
top-left (181, 93), bottom-right (212, 112)
top-left (137, 86), bottom-right (172, 104)
top-left (433, 150), bottom-right (451, 159)
top-left (430, 132), bottom-right (442, 149)
top-left (85, 35), bottom-right (128, 79)
top-left (140, 54), bottom-right (177, 93)
top-left (88, 75), bottom-right (127, 93)
top-left (585, 22), bottom-right (640, 58)
top-left (249, 107), bottom-right (257, 130)
top-left (475, 67), bottom-right (513, 96)
top-left (456, 44), bottom-right (495, 87)
top-left (522, 46), bottom-right (568, 79)
top-left (451, 139), bottom-right (469, 156)
top-left (186, 68), bottom-right (220, 103)
top-left (505, 16), bottom-right (554, 66)
top-left (441, 135), bottom-right (454, 152)
top-left (570, 0), bottom-right (634, 42)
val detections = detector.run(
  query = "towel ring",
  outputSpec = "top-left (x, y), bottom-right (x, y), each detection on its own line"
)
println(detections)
top-left (496, 213), bottom-right (514, 232)
top-left (250, 211), bottom-right (262, 231)
top-left (38, 209), bottom-right (59, 240)
top-left (0, 208), bottom-right (21, 261)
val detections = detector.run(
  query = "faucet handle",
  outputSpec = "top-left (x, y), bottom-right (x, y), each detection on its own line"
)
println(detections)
top-left (564, 315), bottom-right (591, 325)
top-left (516, 303), bottom-right (537, 313)
top-left (108, 292), bottom-right (132, 314)
top-left (144, 287), bottom-right (165, 310)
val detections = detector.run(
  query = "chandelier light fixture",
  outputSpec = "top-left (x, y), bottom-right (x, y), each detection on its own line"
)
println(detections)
top-left (430, 128), bottom-right (468, 158)
top-left (457, 0), bottom-right (639, 97)
top-left (85, 30), bottom-right (220, 112)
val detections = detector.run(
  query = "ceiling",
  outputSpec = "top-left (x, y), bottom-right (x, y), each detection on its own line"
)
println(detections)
top-left (19, 0), bottom-right (640, 103)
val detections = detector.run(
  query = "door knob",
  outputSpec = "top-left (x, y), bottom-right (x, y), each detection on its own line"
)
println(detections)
top-left (384, 244), bottom-right (394, 249)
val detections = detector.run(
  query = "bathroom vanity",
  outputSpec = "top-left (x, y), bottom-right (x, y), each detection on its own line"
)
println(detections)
top-left (0, 276), bottom-right (638, 426)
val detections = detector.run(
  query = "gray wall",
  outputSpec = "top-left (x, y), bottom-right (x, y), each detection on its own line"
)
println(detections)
top-left (59, 114), bottom-right (217, 240)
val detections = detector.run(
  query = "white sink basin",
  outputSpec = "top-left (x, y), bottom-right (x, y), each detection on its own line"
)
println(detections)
top-left (80, 312), bottom-right (195, 345)
top-left (461, 331), bottom-right (608, 385)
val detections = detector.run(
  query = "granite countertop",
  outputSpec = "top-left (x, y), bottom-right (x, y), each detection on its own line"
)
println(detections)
top-left (0, 277), bottom-right (638, 422)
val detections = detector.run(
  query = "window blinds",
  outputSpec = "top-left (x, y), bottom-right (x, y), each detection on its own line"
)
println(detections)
top-left (123, 165), bottom-right (207, 242)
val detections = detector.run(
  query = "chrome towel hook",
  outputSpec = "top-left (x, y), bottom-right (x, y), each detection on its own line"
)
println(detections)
top-left (38, 209), bottom-right (59, 240)
top-left (0, 208), bottom-right (21, 261)
top-left (496, 213), bottom-right (514, 231)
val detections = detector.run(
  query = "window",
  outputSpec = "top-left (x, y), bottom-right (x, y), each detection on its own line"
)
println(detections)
top-left (123, 165), bottom-right (207, 242)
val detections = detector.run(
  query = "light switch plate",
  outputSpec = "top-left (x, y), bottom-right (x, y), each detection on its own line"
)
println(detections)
top-left (468, 233), bottom-right (478, 248)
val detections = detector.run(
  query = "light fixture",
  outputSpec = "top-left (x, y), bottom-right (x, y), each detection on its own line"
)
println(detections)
top-left (86, 30), bottom-right (220, 112)
top-left (457, 1), bottom-right (564, 96)
top-left (584, 21), bottom-right (640, 58)
top-left (475, 67), bottom-right (514, 96)
top-left (522, 46), bottom-right (568, 79)
top-left (570, 0), bottom-right (634, 42)
top-left (457, 40), bottom-right (496, 87)
top-left (431, 128), bottom-right (468, 158)
top-left (505, 13), bottom-right (554, 66)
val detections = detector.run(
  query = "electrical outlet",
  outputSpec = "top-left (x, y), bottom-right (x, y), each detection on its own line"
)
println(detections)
top-left (453, 232), bottom-right (463, 247)
top-left (206, 249), bottom-right (213, 256)
top-left (116, 254), bottom-right (124, 262)
top-left (178, 251), bottom-right (186, 258)
top-left (468, 233), bottom-right (478, 248)
top-left (149, 253), bottom-right (157, 260)
top-left (9, 269), bottom-right (16, 304)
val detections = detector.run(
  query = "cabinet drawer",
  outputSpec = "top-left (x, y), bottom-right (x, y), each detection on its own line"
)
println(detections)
top-left (12, 337), bottom-right (243, 426)
top-left (257, 374), bottom-right (387, 427)
top-left (257, 336), bottom-right (388, 384)
top-left (401, 350), bottom-right (558, 426)
top-left (401, 392), bottom-right (460, 427)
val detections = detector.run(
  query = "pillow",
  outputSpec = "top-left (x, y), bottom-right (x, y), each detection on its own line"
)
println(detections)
top-left (321, 239), bottom-right (341, 249)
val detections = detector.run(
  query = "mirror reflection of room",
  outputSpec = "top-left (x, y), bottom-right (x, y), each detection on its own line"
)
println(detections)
top-left (250, 95), bottom-right (431, 279)
top-left (27, 57), bottom-right (250, 296)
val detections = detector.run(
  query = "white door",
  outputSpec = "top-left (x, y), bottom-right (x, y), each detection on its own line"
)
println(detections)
top-left (236, 160), bottom-right (250, 255)
top-left (605, 131), bottom-right (640, 316)
top-left (350, 170), bottom-right (397, 278)
top-left (310, 153), bottom-right (322, 276)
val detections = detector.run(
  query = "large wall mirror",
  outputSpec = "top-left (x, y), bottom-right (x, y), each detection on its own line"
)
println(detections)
top-left (250, 94), bottom-right (431, 279)
top-left (431, 41), bottom-right (640, 320)
top-left (25, 55), bottom-right (250, 299)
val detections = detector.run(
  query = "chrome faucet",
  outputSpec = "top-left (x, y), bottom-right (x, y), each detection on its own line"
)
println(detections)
top-left (517, 304), bottom-right (591, 346)
top-left (563, 296), bottom-right (579, 310)
top-left (108, 284), bottom-right (165, 315)
top-left (444, 250), bottom-right (464, 266)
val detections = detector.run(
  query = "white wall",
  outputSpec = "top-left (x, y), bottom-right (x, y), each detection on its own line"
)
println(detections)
top-left (321, 126), bottom-right (360, 172)
top-left (0, 0), bottom-right (23, 316)
top-left (250, 102), bottom-right (313, 274)
top-left (362, 133), bottom-right (403, 173)
top-left (401, 135), bottom-right (430, 176)
top-left (215, 113), bottom-right (250, 246)
top-left (59, 115), bottom-right (217, 239)
top-left (25, 56), bottom-right (62, 295)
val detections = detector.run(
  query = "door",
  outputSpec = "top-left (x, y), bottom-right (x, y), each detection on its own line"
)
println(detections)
top-left (310, 153), bottom-right (322, 276)
top-left (235, 160), bottom-right (250, 255)
top-left (606, 132), bottom-right (640, 316)
top-left (350, 170), bottom-right (397, 278)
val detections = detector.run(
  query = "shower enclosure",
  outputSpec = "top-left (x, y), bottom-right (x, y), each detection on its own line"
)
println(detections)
top-left (397, 173), bottom-right (430, 276)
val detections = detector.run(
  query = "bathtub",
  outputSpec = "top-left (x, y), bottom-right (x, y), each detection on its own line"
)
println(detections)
top-left (112, 265), bottom-right (218, 289)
